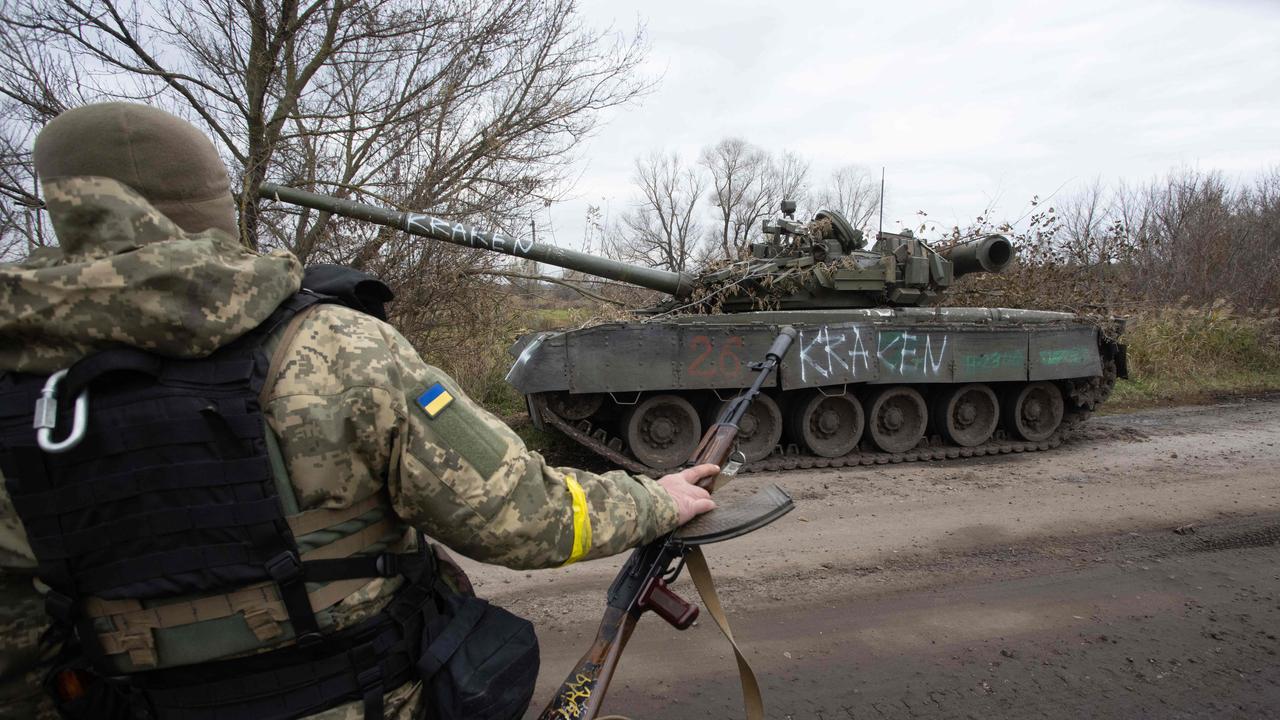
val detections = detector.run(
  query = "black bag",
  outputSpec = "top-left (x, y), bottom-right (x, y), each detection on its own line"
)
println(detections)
top-left (418, 591), bottom-right (540, 720)
top-left (302, 263), bottom-right (394, 320)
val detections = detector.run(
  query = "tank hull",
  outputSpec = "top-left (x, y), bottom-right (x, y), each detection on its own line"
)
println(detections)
top-left (508, 308), bottom-right (1125, 473)
top-left (510, 308), bottom-right (1110, 394)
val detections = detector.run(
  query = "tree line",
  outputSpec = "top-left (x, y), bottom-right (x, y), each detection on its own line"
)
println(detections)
top-left (947, 167), bottom-right (1280, 313)
top-left (601, 141), bottom-right (1278, 317)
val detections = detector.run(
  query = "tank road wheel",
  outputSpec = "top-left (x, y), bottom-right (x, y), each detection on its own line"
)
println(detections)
top-left (623, 394), bottom-right (702, 470)
top-left (865, 386), bottom-right (927, 453)
top-left (1002, 382), bottom-right (1064, 442)
top-left (545, 392), bottom-right (604, 421)
top-left (711, 393), bottom-right (783, 463)
top-left (790, 391), bottom-right (864, 458)
top-left (933, 383), bottom-right (999, 447)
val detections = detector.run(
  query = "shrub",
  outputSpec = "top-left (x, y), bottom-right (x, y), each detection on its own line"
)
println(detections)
top-left (1123, 302), bottom-right (1280, 380)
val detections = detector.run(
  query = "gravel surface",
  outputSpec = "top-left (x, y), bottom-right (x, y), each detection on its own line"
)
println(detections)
top-left (456, 397), bottom-right (1280, 719)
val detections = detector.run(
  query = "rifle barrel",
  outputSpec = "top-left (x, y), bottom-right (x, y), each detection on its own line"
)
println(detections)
top-left (720, 325), bottom-right (797, 428)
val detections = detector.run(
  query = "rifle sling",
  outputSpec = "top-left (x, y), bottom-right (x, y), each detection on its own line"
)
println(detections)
top-left (685, 546), bottom-right (765, 720)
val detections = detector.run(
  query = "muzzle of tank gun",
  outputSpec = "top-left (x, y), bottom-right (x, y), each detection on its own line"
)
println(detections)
top-left (940, 234), bottom-right (1015, 277)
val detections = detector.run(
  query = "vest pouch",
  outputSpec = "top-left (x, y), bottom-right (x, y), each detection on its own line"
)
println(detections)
top-left (43, 648), bottom-right (143, 720)
top-left (417, 591), bottom-right (539, 720)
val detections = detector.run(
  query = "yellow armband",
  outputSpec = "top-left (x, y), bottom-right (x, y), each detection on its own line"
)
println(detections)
top-left (561, 474), bottom-right (593, 566)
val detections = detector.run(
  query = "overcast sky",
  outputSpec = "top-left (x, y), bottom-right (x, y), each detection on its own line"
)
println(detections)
top-left (537, 0), bottom-right (1280, 249)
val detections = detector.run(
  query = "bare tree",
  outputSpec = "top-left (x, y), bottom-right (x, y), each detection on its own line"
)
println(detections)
top-left (0, 21), bottom-right (90, 259)
top-left (770, 149), bottom-right (809, 214)
top-left (1052, 177), bottom-right (1133, 269)
top-left (1124, 168), bottom-right (1280, 308)
top-left (1, 0), bottom-right (652, 399)
top-left (700, 137), bottom-right (768, 259)
top-left (700, 138), bottom-right (809, 260)
top-left (3, 0), bottom-right (651, 252)
top-left (0, 119), bottom-right (48, 260)
top-left (610, 151), bottom-right (704, 272)
top-left (814, 164), bottom-right (880, 234)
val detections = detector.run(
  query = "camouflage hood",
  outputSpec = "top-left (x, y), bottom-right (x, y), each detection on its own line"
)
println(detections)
top-left (0, 176), bottom-right (302, 374)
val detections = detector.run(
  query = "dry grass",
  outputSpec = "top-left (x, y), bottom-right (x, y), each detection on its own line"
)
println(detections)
top-left (1109, 303), bottom-right (1280, 408)
top-left (421, 293), bottom-right (636, 419)
top-left (1124, 303), bottom-right (1280, 378)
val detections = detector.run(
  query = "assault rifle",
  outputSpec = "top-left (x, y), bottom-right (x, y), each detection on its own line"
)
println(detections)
top-left (537, 326), bottom-right (798, 720)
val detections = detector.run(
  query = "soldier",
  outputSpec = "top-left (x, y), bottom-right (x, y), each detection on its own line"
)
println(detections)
top-left (0, 102), bottom-right (718, 719)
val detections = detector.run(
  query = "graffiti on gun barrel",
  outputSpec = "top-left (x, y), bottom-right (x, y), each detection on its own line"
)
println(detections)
top-left (798, 326), bottom-right (949, 383)
top-left (405, 213), bottom-right (536, 255)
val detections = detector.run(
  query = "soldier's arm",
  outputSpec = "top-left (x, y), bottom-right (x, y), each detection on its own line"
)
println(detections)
top-left (266, 305), bottom-right (681, 570)
top-left (392, 368), bottom-right (683, 569)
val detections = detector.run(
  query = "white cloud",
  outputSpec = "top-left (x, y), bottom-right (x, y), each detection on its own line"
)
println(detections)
top-left (540, 0), bottom-right (1280, 249)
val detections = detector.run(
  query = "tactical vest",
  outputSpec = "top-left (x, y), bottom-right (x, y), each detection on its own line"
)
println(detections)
top-left (0, 272), bottom-right (538, 720)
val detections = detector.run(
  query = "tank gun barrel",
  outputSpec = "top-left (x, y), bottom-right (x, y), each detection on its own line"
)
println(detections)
top-left (259, 183), bottom-right (698, 299)
top-left (938, 234), bottom-right (1015, 277)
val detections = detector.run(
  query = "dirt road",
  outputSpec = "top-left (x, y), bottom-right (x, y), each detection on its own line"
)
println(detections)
top-left (460, 397), bottom-right (1280, 719)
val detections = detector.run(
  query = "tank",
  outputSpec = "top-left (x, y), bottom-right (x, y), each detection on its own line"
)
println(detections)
top-left (261, 184), bottom-right (1127, 473)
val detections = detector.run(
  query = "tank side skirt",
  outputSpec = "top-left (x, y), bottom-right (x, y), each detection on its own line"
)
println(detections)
top-left (538, 322), bottom-right (1103, 395)
top-left (530, 334), bottom-right (1119, 474)
top-left (781, 324), bottom-right (1100, 387)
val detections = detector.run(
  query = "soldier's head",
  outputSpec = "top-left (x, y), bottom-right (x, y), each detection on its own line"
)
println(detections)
top-left (33, 102), bottom-right (237, 236)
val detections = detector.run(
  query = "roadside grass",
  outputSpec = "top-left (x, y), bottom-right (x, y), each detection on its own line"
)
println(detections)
top-left (1107, 372), bottom-right (1280, 411)
top-left (1105, 304), bottom-right (1280, 411)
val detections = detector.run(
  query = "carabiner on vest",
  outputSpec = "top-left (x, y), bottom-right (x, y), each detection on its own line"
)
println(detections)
top-left (34, 368), bottom-right (89, 454)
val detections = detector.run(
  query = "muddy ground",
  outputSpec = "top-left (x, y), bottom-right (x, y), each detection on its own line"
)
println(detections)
top-left (458, 397), bottom-right (1280, 719)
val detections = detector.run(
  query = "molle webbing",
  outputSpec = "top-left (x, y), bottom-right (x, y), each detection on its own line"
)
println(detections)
top-left (286, 492), bottom-right (383, 536)
top-left (2, 347), bottom-right (298, 602)
top-left (129, 558), bottom-right (442, 720)
top-left (0, 292), bottom-right (416, 671)
top-left (82, 494), bottom-right (401, 668)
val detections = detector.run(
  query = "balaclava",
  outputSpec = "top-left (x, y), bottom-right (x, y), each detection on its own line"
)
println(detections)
top-left (32, 101), bottom-right (237, 236)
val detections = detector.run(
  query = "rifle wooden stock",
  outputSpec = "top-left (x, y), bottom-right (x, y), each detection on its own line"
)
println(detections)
top-left (537, 607), bottom-right (638, 719)
top-left (689, 423), bottom-right (738, 486)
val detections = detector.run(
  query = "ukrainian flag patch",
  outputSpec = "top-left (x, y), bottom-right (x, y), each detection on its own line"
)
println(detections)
top-left (417, 382), bottom-right (455, 419)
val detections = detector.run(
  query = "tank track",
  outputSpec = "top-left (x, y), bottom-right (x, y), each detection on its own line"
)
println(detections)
top-left (533, 395), bottom-right (1091, 476)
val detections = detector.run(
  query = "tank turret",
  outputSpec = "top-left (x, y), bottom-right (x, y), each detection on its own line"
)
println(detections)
top-left (692, 204), bottom-right (1015, 311)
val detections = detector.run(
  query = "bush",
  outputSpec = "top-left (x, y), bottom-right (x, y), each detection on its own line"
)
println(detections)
top-left (1124, 303), bottom-right (1280, 380)
top-left (1107, 303), bottom-right (1280, 406)
top-left (412, 293), bottom-right (608, 421)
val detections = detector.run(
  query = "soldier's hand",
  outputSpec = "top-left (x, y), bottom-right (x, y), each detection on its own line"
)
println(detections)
top-left (657, 463), bottom-right (720, 525)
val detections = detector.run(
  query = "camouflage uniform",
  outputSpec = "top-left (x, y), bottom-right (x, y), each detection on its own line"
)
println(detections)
top-left (1, 110), bottom-right (678, 719)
